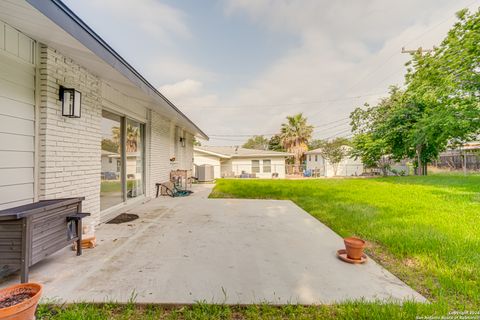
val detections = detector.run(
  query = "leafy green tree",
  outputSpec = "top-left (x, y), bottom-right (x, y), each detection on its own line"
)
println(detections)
top-left (193, 137), bottom-right (202, 146)
top-left (101, 138), bottom-right (119, 153)
top-left (351, 9), bottom-right (480, 175)
top-left (280, 113), bottom-right (314, 173)
top-left (316, 138), bottom-right (351, 176)
top-left (402, 8), bottom-right (480, 174)
top-left (242, 135), bottom-right (269, 150)
top-left (309, 139), bottom-right (329, 151)
top-left (268, 134), bottom-right (285, 152)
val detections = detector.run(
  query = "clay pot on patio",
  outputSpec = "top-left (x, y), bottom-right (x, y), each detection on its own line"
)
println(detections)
top-left (344, 237), bottom-right (366, 260)
top-left (0, 283), bottom-right (42, 320)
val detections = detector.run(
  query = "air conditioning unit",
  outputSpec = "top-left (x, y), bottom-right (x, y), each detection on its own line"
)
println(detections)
top-left (197, 164), bottom-right (214, 182)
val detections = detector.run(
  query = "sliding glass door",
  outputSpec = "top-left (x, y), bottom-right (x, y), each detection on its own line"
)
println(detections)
top-left (126, 119), bottom-right (144, 199)
top-left (101, 111), bottom-right (145, 211)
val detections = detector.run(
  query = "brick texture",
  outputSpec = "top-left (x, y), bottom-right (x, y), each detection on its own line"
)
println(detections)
top-left (37, 44), bottom-right (194, 230)
top-left (38, 44), bottom-right (102, 228)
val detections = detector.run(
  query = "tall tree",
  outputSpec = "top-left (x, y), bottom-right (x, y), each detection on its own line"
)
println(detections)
top-left (242, 135), bottom-right (269, 150)
top-left (350, 9), bottom-right (480, 175)
top-left (268, 134), bottom-right (285, 152)
top-left (279, 113), bottom-right (314, 173)
top-left (401, 9), bottom-right (480, 174)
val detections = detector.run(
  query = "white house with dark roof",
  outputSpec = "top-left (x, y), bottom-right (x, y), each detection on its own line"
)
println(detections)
top-left (194, 146), bottom-right (292, 179)
top-left (0, 0), bottom-right (208, 232)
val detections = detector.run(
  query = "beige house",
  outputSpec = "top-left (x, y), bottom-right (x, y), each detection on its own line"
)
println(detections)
top-left (0, 1), bottom-right (207, 233)
top-left (194, 146), bottom-right (291, 179)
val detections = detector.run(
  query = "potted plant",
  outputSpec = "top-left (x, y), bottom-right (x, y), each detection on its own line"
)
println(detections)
top-left (0, 283), bottom-right (42, 320)
top-left (344, 237), bottom-right (366, 260)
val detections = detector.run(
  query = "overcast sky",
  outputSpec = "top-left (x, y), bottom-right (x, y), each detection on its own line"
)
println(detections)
top-left (64, 0), bottom-right (479, 145)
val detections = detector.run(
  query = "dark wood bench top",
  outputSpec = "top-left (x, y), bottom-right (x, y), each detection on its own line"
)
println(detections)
top-left (0, 197), bottom-right (85, 220)
top-left (66, 213), bottom-right (91, 221)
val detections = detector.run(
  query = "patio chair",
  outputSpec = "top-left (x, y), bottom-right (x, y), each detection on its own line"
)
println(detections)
top-left (155, 181), bottom-right (193, 198)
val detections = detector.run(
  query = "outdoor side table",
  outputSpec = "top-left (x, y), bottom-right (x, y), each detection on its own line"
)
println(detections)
top-left (0, 197), bottom-right (89, 283)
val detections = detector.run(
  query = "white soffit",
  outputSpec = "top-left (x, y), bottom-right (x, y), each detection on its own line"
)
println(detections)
top-left (0, 0), bottom-right (208, 139)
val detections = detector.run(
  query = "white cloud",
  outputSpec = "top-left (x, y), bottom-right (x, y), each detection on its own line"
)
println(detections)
top-left (199, 0), bottom-right (478, 144)
top-left (159, 79), bottom-right (219, 111)
top-left (79, 0), bottom-right (190, 41)
top-left (146, 57), bottom-right (217, 85)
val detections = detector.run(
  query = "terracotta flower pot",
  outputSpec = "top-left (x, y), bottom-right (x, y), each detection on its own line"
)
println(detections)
top-left (0, 283), bottom-right (42, 320)
top-left (344, 237), bottom-right (366, 260)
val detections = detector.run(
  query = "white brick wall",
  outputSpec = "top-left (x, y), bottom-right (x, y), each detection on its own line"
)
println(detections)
top-left (149, 111), bottom-right (172, 196)
top-left (148, 111), bottom-right (194, 196)
top-left (37, 44), bottom-right (195, 230)
top-left (38, 44), bottom-right (102, 229)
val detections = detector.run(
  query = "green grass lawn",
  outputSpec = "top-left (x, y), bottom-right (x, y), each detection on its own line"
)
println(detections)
top-left (37, 174), bottom-right (479, 319)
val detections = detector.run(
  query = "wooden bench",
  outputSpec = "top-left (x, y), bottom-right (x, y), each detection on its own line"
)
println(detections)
top-left (0, 198), bottom-right (89, 283)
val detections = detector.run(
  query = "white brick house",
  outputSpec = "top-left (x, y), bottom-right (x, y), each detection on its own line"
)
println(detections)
top-left (0, 1), bottom-right (208, 231)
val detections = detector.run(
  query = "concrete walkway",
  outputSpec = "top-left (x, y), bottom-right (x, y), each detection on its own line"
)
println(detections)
top-left (1, 184), bottom-right (425, 304)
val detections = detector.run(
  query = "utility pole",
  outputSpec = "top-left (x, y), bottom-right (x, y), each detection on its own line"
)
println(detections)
top-left (401, 46), bottom-right (436, 54)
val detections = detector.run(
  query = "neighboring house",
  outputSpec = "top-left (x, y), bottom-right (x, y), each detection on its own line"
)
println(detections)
top-left (0, 1), bottom-right (208, 232)
top-left (194, 146), bottom-right (292, 179)
top-left (305, 147), bottom-right (364, 177)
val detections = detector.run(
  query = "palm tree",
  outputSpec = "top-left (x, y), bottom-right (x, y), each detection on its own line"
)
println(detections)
top-left (111, 124), bottom-right (140, 153)
top-left (280, 113), bottom-right (314, 174)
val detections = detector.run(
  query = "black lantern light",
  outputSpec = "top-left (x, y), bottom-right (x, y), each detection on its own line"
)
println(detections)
top-left (59, 86), bottom-right (82, 118)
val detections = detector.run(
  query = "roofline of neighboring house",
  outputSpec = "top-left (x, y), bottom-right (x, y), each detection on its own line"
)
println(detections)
top-left (193, 147), bottom-right (232, 159)
top-left (305, 145), bottom-right (352, 155)
top-left (26, 0), bottom-right (209, 140)
top-left (194, 147), bottom-right (292, 158)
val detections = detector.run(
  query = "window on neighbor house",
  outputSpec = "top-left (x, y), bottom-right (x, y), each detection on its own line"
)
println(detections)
top-left (251, 160), bottom-right (260, 173)
top-left (309, 155), bottom-right (311, 161)
top-left (315, 155), bottom-right (318, 162)
top-left (263, 160), bottom-right (271, 173)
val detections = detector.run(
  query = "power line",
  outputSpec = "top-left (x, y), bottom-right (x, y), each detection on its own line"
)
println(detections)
top-left (208, 117), bottom-right (350, 137)
top-left (343, 0), bottom-right (478, 94)
top-left (207, 126), bottom-right (355, 144)
top-left (183, 92), bottom-right (387, 109)
top-left (324, 129), bottom-right (353, 140)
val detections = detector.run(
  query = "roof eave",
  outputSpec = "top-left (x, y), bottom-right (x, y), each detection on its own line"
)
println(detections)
top-left (26, 0), bottom-right (208, 140)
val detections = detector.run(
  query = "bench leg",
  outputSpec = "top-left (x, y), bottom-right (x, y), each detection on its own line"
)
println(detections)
top-left (20, 263), bottom-right (29, 283)
top-left (156, 184), bottom-right (160, 198)
top-left (76, 219), bottom-right (83, 256)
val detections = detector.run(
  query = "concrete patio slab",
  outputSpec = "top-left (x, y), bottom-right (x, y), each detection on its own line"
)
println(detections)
top-left (0, 184), bottom-right (426, 304)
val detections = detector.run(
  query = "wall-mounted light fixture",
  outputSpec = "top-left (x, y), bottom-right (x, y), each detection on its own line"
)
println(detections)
top-left (179, 136), bottom-right (186, 147)
top-left (59, 86), bottom-right (82, 118)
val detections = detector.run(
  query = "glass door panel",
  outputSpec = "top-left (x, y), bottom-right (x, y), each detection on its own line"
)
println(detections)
top-left (126, 119), bottom-right (144, 199)
top-left (101, 111), bottom-right (123, 210)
